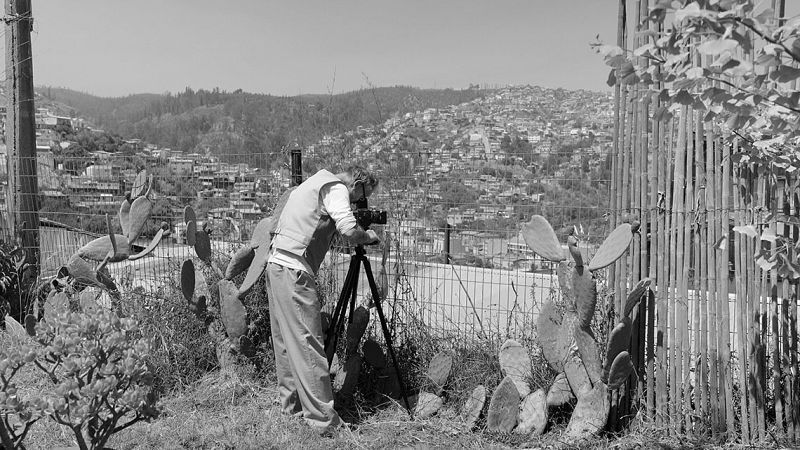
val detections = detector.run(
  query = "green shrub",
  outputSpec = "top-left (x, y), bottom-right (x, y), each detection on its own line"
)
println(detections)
top-left (33, 306), bottom-right (159, 450)
top-left (0, 303), bottom-right (160, 450)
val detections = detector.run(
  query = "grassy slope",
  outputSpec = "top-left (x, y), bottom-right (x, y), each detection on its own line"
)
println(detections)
top-left (21, 367), bottom-right (728, 450)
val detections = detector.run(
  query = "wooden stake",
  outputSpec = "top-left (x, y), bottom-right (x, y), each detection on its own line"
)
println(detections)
top-left (4, 0), bottom-right (40, 272)
top-left (720, 138), bottom-right (735, 435)
top-left (733, 154), bottom-right (751, 443)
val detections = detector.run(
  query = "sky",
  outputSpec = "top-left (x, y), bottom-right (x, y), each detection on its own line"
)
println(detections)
top-left (9, 1), bottom-right (620, 98)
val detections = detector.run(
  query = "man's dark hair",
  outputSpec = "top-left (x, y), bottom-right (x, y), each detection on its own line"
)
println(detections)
top-left (346, 165), bottom-right (379, 190)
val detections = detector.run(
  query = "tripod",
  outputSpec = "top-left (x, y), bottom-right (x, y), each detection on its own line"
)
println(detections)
top-left (324, 244), bottom-right (412, 415)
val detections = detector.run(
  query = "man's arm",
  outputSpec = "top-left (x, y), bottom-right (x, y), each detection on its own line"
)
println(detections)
top-left (322, 183), bottom-right (380, 245)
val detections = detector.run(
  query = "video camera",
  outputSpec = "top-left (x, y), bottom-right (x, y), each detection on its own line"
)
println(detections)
top-left (353, 196), bottom-right (387, 229)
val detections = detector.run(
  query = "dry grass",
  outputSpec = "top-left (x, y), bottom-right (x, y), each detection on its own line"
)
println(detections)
top-left (16, 363), bottom-right (787, 450)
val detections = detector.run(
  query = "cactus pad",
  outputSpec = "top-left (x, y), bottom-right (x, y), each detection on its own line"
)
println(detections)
top-left (225, 246), bottom-right (255, 280)
top-left (219, 280), bottom-right (247, 340)
top-left (129, 226), bottom-right (167, 260)
top-left (238, 242), bottom-right (271, 297)
top-left (66, 255), bottom-right (104, 288)
top-left (546, 372), bottom-right (575, 407)
top-left (522, 215), bottom-right (565, 262)
top-left (181, 259), bottom-right (195, 302)
top-left (362, 339), bottom-right (387, 369)
top-left (78, 235), bottom-right (131, 262)
top-left (573, 267), bottom-right (596, 329)
top-left (4, 315), bottom-right (26, 338)
top-left (564, 352), bottom-right (593, 399)
top-left (487, 376), bottom-right (520, 432)
top-left (516, 389), bottom-right (548, 435)
top-left (537, 300), bottom-right (569, 370)
top-left (119, 197), bottom-right (132, 237)
top-left (557, 262), bottom-right (575, 308)
top-left (333, 354), bottom-right (361, 399)
top-left (574, 327), bottom-right (602, 384)
top-left (427, 352), bottom-right (453, 393)
top-left (623, 277), bottom-right (652, 319)
top-left (186, 220), bottom-right (197, 246)
top-left (183, 205), bottom-right (196, 224)
top-left (249, 217), bottom-right (274, 248)
top-left (414, 392), bottom-right (443, 419)
top-left (499, 339), bottom-right (532, 397)
top-left (602, 317), bottom-right (632, 383)
top-left (238, 335), bottom-right (256, 358)
top-left (460, 385), bottom-right (486, 430)
top-left (24, 314), bottom-right (36, 337)
top-left (345, 306), bottom-right (370, 356)
top-left (130, 170), bottom-right (149, 200)
top-left (565, 381), bottom-right (609, 439)
top-left (194, 230), bottom-right (213, 263)
top-left (607, 351), bottom-right (634, 390)
top-left (567, 235), bottom-right (583, 267)
top-left (376, 366), bottom-right (402, 400)
top-left (127, 195), bottom-right (153, 243)
top-left (587, 223), bottom-right (633, 272)
top-left (190, 266), bottom-right (209, 318)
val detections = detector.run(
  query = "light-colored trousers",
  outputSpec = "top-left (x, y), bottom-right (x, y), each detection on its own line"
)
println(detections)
top-left (265, 262), bottom-right (341, 430)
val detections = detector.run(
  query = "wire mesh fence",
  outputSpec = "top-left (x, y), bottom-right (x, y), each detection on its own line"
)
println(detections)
top-left (0, 113), bottom-right (614, 344)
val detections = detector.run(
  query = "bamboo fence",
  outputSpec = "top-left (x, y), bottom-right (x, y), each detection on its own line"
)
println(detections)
top-left (609, 0), bottom-right (800, 443)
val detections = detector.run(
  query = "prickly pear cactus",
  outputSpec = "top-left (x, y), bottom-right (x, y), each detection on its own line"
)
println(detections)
top-left (219, 279), bottom-right (247, 340)
top-left (565, 381), bottom-right (609, 439)
top-left (537, 300), bottom-right (570, 371)
top-left (333, 355), bottom-right (362, 401)
top-left (524, 214), bottom-right (653, 440)
top-left (460, 385), bottom-right (486, 430)
top-left (602, 317), bottom-right (632, 384)
top-left (486, 376), bottom-right (520, 432)
top-left (522, 215), bottom-right (565, 262)
top-left (427, 352), bottom-right (453, 394)
top-left (516, 389), bottom-right (548, 435)
top-left (546, 372), bottom-right (574, 407)
top-left (413, 392), bottom-right (443, 419)
top-left (607, 351), bottom-right (634, 390)
top-left (499, 339), bottom-right (531, 397)
top-left (362, 339), bottom-right (386, 369)
top-left (345, 306), bottom-right (370, 357)
top-left (587, 222), bottom-right (634, 271)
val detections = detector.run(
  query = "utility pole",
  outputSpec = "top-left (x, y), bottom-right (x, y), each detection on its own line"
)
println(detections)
top-left (5, 0), bottom-right (39, 273)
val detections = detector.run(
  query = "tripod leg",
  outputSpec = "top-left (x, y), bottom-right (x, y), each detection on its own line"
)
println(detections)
top-left (362, 257), bottom-right (413, 416)
top-left (325, 257), bottom-right (359, 364)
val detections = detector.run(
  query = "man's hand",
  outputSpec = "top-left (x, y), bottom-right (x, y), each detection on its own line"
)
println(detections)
top-left (365, 229), bottom-right (380, 245)
top-left (342, 226), bottom-right (381, 245)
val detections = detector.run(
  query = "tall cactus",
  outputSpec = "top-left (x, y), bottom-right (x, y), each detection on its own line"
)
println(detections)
top-left (523, 215), bottom-right (652, 439)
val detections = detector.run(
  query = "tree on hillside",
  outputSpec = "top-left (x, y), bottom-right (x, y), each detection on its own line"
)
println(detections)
top-left (594, 0), bottom-right (800, 171)
top-left (593, 0), bottom-right (800, 272)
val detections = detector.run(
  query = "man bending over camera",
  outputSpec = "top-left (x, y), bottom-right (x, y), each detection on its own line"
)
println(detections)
top-left (265, 165), bottom-right (380, 434)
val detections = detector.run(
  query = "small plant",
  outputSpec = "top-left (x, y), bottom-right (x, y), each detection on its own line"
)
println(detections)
top-left (0, 243), bottom-right (34, 322)
top-left (0, 338), bottom-right (42, 449)
top-left (31, 305), bottom-right (160, 450)
top-left (0, 291), bottom-right (160, 449)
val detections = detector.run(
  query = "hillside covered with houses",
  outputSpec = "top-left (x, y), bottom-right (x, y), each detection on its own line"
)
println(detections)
top-left (0, 84), bottom-right (614, 271)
